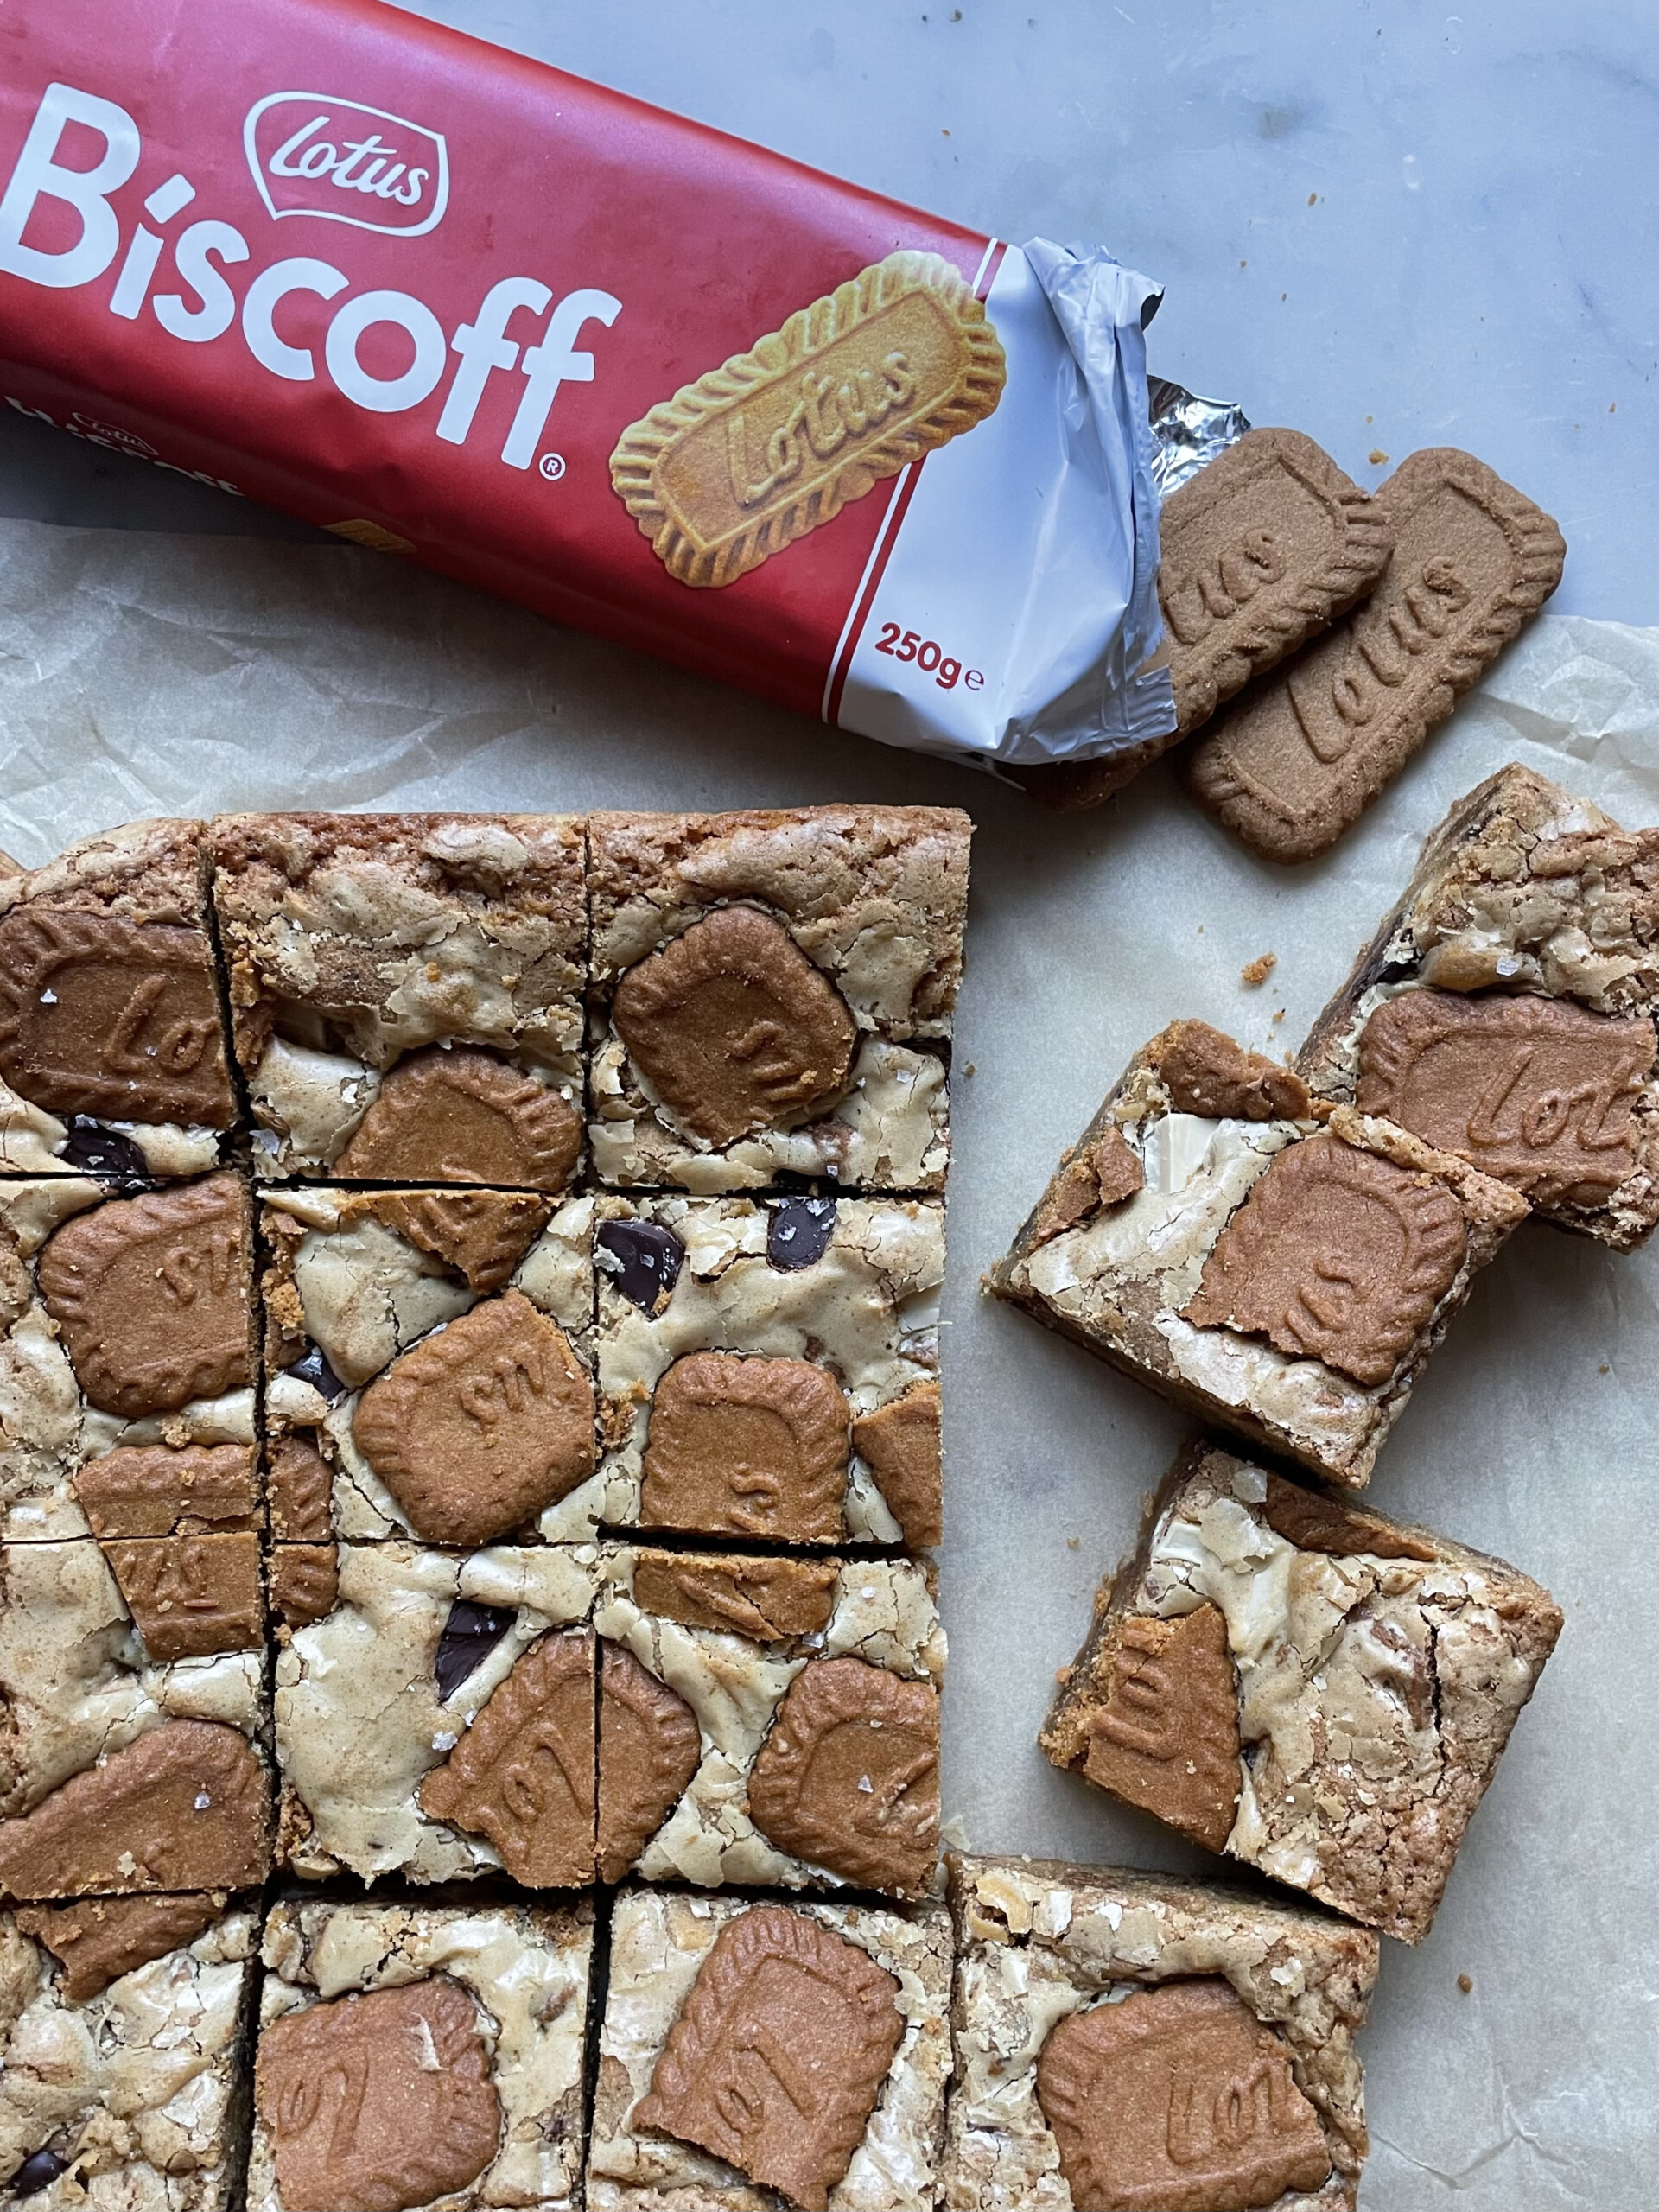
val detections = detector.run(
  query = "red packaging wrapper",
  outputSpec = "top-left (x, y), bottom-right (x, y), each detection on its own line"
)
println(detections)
top-left (0, 0), bottom-right (1173, 771)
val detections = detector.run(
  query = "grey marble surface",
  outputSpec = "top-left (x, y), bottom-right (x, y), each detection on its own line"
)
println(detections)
top-left (3, 0), bottom-right (1654, 625)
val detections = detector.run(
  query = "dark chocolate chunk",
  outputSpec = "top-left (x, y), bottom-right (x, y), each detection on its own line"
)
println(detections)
top-left (767, 1196), bottom-right (836, 1271)
top-left (14, 2151), bottom-right (67, 2196)
top-left (596, 1219), bottom-right (685, 1314)
top-left (59, 1118), bottom-right (148, 1181)
top-left (434, 1600), bottom-right (516, 1701)
top-left (289, 1344), bottom-right (347, 1402)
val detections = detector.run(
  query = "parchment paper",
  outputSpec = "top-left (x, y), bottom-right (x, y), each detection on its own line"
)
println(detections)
top-left (0, 517), bottom-right (1652, 2209)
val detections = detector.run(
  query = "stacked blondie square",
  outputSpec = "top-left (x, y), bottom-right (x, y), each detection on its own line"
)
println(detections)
top-left (0, 807), bottom-right (980, 2212)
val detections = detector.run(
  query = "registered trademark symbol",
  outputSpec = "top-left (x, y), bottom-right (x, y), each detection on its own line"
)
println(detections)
top-left (538, 452), bottom-right (567, 480)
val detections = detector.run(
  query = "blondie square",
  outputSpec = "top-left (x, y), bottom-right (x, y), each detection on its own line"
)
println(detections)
top-left (0, 819), bottom-right (236, 1181)
top-left (272, 1541), bottom-right (601, 1887)
top-left (588, 1886), bottom-right (952, 2212)
top-left (944, 1854), bottom-right (1380, 2212)
top-left (0, 1896), bottom-right (258, 2211)
top-left (989, 1020), bottom-right (1528, 1486)
top-left (593, 1195), bottom-right (943, 1548)
top-left (260, 1187), bottom-right (599, 1548)
top-left (0, 1537), bottom-right (270, 1902)
top-left (251, 1894), bottom-right (593, 2212)
top-left (1041, 1441), bottom-right (1563, 1944)
top-left (0, 1175), bottom-right (257, 1543)
top-left (1297, 763), bottom-right (1659, 1249)
top-left (212, 813), bottom-right (587, 1188)
top-left (594, 1546), bottom-right (944, 1898)
top-left (588, 808), bottom-right (970, 1192)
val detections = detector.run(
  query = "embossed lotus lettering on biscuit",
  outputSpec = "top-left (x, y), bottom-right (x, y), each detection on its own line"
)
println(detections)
top-left (611, 250), bottom-right (1005, 589)
top-left (1357, 990), bottom-right (1653, 1206)
top-left (637, 1904), bottom-right (903, 2212)
top-left (353, 1289), bottom-right (594, 1546)
top-left (640, 1352), bottom-right (850, 1541)
top-left (1036, 1979), bottom-right (1331, 2212)
top-left (0, 911), bottom-right (233, 1126)
top-left (102, 1531), bottom-right (264, 1662)
top-left (38, 1175), bottom-right (251, 1418)
top-left (632, 1554), bottom-right (840, 1641)
top-left (337, 1047), bottom-right (582, 1191)
top-left (255, 1978), bottom-right (500, 2212)
top-left (747, 1656), bottom-right (939, 1895)
top-left (1077, 1605), bottom-right (1241, 1853)
top-left (596, 1640), bottom-right (703, 1880)
top-left (612, 906), bottom-right (859, 1147)
top-left (0, 1719), bottom-right (271, 1898)
top-left (270, 1544), bottom-right (340, 1628)
top-left (359, 1187), bottom-right (553, 1294)
top-left (73, 1441), bottom-right (257, 1538)
top-left (419, 1629), bottom-right (595, 1885)
top-left (1183, 1135), bottom-right (1467, 1387)
top-left (268, 1436), bottom-right (334, 1542)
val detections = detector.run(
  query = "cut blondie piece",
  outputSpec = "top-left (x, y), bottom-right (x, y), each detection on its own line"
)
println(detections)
top-left (588, 1887), bottom-right (951, 2212)
top-left (0, 1896), bottom-right (259, 2210)
top-left (594, 1546), bottom-right (944, 1897)
top-left (212, 812), bottom-right (587, 1187)
top-left (0, 819), bottom-right (236, 1181)
top-left (272, 1541), bottom-right (601, 1887)
top-left (588, 808), bottom-right (970, 1192)
top-left (260, 1187), bottom-right (600, 1545)
top-left (594, 1195), bottom-right (943, 1548)
top-left (944, 1854), bottom-right (1380, 2212)
top-left (988, 1020), bottom-right (1528, 1486)
top-left (252, 1894), bottom-right (593, 2212)
top-left (1, 1175), bottom-right (257, 1542)
top-left (1041, 1440), bottom-right (1564, 1945)
top-left (0, 1535), bottom-right (270, 1901)
top-left (1297, 763), bottom-right (1659, 1249)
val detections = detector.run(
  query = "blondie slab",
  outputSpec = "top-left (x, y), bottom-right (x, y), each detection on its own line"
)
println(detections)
top-left (588, 1887), bottom-right (952, 2212)
top-left (594, 1196), bottom-right (943, 1548)
top-left (1298, 763), bottom-right (1659, 1249)
top-left (989, 1021), bottom-right (1528, 1486)
top-left (0, 1535), bottom-right (270, 1902)
top-left (272, 1541), bottom-right (601, 1887)
top-left (1, 1176), bottom-right (257, 1542)
top-left (1042, 1442), bottom-right (1563, 1944)
top-left (260, 1187), bottom-right (599, 1546)
top-left (588, 809), bottom-right (969, 1192)
top-left (0, 1897), bottom-right (258, 2212)
top-left (252, 1895), bottom-right (593, 2212)
top-left (0, 820), bottom-right (236, 1181)
top-left (212, 813), bottom-right (587, 1187)
top-left (594, 1546), bottom-right (944, 1897)
top-left (944, 1854), bottom-right (1379, 2212)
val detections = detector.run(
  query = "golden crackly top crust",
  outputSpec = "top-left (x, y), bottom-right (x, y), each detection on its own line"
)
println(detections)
top-left (588, 808), bottom-right (971, 1035)
top-left (0, 819), bottom-right (208, 928)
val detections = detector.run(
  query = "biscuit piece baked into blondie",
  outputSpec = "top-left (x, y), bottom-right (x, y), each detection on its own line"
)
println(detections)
top-left (1297, 763), bottom-right (1659, 1249)
top-left (989, 1020), bottom-right (1528, 1487)
top-left (252, 1895), bottom-right (593, 2212)
top-left (0, 1895), bottom-right (260, 2211)
top-left (593, 1193), bottom-right (943, 1548)
top-left (588, 808), bottom-right (970, 1192)
top-left (588, 1886), bottom-right (951, 2212)
top-left (0, 819), bottom-right (236, 1181)
top-left (213, 813), bottom-right (588, 1188)
top-left (944, 1853), bottom-right (1380, 2212)
top-left (1042, 1441), bottom-right (1563, 1943)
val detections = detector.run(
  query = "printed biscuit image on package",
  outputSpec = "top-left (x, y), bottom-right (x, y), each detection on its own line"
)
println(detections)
top-left (609, 250), bottom-right (1006, 588)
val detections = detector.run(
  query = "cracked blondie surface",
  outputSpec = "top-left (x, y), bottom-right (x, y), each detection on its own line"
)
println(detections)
top-left (1042, 1443), bottom-right (1563, 1942)
top-left (1298, 764), bottom-right (1659, 1249)
top-left (944, 1854), bottom-right (1379, 2212)
top-left (0, 1900), bottom-right (258, 2212)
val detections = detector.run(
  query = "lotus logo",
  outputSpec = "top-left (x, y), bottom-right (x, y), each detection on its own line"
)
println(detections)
top-left (243, 92), bottom-right (448, 238)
